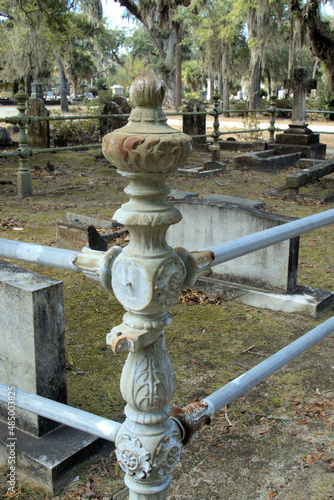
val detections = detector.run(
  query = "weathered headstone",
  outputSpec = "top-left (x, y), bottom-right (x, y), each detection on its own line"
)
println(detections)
top-left (27, 98), bottom-right (50, 148)
top-left (167, 199), bottom-right (299, 294)
top-left (275, 68), bottom-right (326, 159)
top-left (285, 68), bottom-right (315, 126)
top-left (0, 259), bottom-right (67, 436)
top-left (31, 79), bottom-right (43, 100)
top-left (111, 84), bottom-right (124, 96)
top-left (0, 127), bottom-right (13, 146)
top-left (99, 101), bottom-right (127, 138)
top-left (112, 95), bottom-right (131, 117)
top-left (182, 98), bottom-right (207, 150)
top-left (0, 259), bottom-right (112, 493)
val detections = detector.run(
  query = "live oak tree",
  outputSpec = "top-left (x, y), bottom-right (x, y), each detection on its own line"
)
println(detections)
top-left (0, 0), bottom-right (124, 111)
top-left (289, 0), bottom-right (334, 90)
top-left (186, 0), bottom-right (245, 111)
top-left (115, 0), bottom-right (192, 108)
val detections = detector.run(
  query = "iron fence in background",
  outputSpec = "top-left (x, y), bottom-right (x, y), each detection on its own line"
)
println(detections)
top-left (0, 85), bottom-right (334, 197)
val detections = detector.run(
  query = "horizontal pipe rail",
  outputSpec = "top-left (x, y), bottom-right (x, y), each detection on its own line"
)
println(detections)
top-left (0, 383), bottom-right (120, 442)
top-left (31, 143), bottom-right (101, 154)
top-left (0, 143), bottom-right (101, 158)
top-left (29, 113), bottom-right (130, 122)
top-left (0, 239), bottom-right (79, 271)
top-left (205, 208), bottom-right (334, 267)
top-left (203, 314), bottom-right (334, 416)
top-left (0, 113), bottom-right (130, 125)
top-left (1, 210), bottom-right (333, 275)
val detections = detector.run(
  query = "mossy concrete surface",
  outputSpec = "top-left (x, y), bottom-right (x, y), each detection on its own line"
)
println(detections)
top-left (0, 141), bottom-right (333, 499)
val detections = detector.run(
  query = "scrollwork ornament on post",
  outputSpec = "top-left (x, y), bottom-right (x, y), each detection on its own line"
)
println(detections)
top-left (102, 72), bottom-right (192, 499)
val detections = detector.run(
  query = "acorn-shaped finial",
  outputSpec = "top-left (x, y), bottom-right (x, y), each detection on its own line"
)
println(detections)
top-left (130, 71), bottom-right (165, 109)
top-left (102, 72), bottom-right (192, 174)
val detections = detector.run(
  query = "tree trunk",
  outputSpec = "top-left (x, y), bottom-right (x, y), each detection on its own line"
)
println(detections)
top-left (288, 17), bottom-right (294, 80)
top-left (25, 73), bottom-right (33, 96)
top-left (73, 77), bottom-right (79, 98)
top-left (222, 49), bottom-right (229, 116)
top-left (289, 0), bottom-right (334, 91)
top-left (210, 76), bottom-right (214, 104)
top-left (312, 57), bottom-right (319, 79)
top-left (56, 56), bottom-right (69, 112)
top-left (218, 70), bottom-right (223, 95)
top-left (249, 50), bottom-right (262, 109)
top-left (161, 26), bottom-right (177, 108)
top-left (265, 67), bottom-right (271, 96)
top-left (175, 23), bottom-right (182, 110)
top-left (222, 76), bottom-right (229, 117)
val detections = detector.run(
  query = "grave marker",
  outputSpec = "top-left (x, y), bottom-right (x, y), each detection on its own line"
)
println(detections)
top-left (27, 98), bottom-right (50, 149)
top-left (0, 259), bottom-right (67, 436)
top-left (99, 100), bottom-right (128, 139)
top-left (284, 68), bottom-right (316, 126)
top-left (275, 68), bottom-right (326, 159)
top-left (182, 98), bottom-right (207, 150)
top-left (0, 259), bottom-right (111, 493)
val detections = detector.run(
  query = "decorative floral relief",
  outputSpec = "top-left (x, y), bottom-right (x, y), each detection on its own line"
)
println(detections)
top-left (116, 435), bottom-right (151, 479)
top-left (154, 256), bottom-right (185, 309)
top-left (131, 337), bottom-right (175, 412)
top-left (103, 132), bottom-right (192, 174)
top-left (153, 428), bottom-right (182, 476)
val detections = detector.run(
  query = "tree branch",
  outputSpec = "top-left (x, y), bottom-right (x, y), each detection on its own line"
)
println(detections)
top-left (115, 0), bottom-right (143, 23)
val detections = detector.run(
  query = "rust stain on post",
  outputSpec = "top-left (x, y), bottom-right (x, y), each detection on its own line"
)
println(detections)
top-left (172, 401), bottom-right (211, 444)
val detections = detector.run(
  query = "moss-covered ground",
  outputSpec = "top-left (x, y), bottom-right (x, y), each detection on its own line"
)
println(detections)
top-left (0, 121), bottom-right (333, 499)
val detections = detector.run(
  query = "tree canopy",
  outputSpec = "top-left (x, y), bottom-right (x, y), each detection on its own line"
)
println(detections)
top-left (0, 0), bottom-right (333, 110)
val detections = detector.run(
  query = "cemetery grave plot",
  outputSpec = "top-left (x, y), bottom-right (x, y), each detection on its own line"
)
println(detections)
top-left (0, 144), bottom-right (333, 498)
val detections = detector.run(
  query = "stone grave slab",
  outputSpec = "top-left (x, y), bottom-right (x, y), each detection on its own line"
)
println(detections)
top-left (182, 98), bottom-right (207, 150)
top-left (99, 101), bottom-right (128, 139)
top-left (233, 149), bottom-right (301, 171)
top-left (166, 199), bottom-right (334, 316)
top-left (56, 219), bottom-right (108, 251)
top-left (0, 421), bottom-right (112, 494)
top-left (219, 139), bottom-right (268, 152)
top-left (0, 259), bottom-right (113, 493)
top-left (203, 194), bottom-right (265, 208)
top-left (27, 98), bottom-right (50, 149)
top-left (0, 259), bottom-right (66, 436)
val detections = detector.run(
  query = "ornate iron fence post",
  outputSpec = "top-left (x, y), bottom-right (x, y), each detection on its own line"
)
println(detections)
top-left (14, 85), bottom-right (31, 197)
top-left (209, 89), bottom-right (223, 164)
top-left (268, 94), bottom-right (278, 146)
top-left (102, 72), bottom-right (193, 498)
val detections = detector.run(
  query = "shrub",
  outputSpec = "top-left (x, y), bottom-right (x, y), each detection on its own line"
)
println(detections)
top-left (315, 89), bottom-right (334, 121)
top-left (51, 111), bottom-right (100, 145)
top-left (229, 99), bottom-right (249, 117)
top-left (274, 97), bottom-right (293, 118)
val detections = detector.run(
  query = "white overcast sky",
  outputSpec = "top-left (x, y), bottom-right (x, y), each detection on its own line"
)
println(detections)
top-left (101, 0), bottom-right (133, 29)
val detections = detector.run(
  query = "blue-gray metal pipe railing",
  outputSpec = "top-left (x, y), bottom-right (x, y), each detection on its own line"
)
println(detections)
top-left (0, 383), bottom-right (121, 441)
top-left (0, 314), bottom-right (332, 445)
top-left (205, 208), bottom-right (334, 267)
top-left (1, 209), bottom-right (334, 272)
top-left (203, 314), bottom-right (334, 416)
top-left (0, 239), bottom-right (79, 272)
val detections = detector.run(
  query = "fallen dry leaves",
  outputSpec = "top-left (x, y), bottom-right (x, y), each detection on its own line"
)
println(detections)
top-left (177, 288), bottom-right (226, 306)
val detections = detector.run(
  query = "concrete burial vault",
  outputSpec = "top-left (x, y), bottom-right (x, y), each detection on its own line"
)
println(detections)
top-left (166, 193), bottom-right (334, 317)
top-left (57, 192), bottom-right (334, 318)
